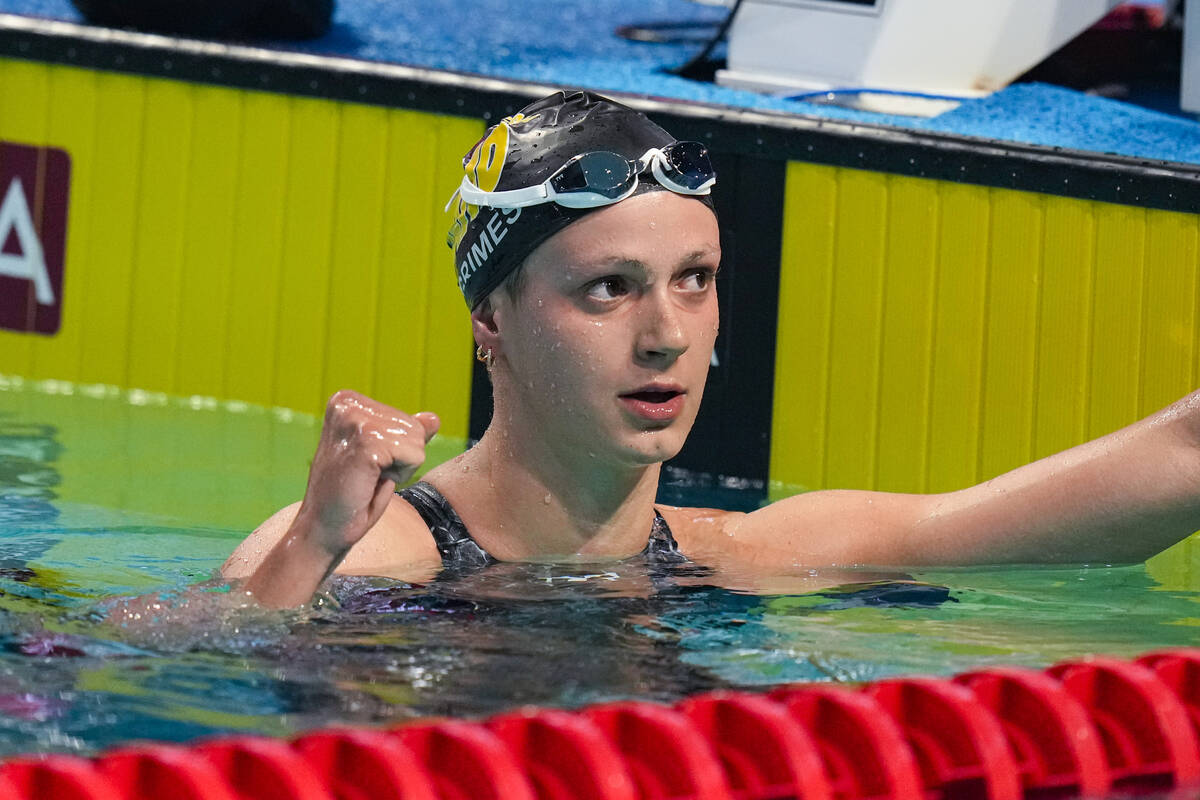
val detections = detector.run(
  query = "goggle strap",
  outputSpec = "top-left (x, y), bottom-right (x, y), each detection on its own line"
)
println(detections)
top-left (452, 143), bottom-right (714, 211)
top-left (457, 175), bottom-right (552, 209)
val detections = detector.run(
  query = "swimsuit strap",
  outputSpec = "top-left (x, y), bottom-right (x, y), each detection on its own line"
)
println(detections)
top-left (399, 481), bottom-right (690, 570)
top-left (397, 481), bottom-right (496, 572)
top-left (644, 510), bottom-right (689, 564)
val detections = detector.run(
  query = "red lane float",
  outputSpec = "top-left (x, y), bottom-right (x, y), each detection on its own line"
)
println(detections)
top-left (0, 755), bottom-right (123, 800)
top-left (1137, 649), bottom-right (1200, 739)
top-left (390, 719), bottom-right (537, 800)
top-left (953, 667), bottom-right (1109, 798)
top-left (6, 648), bottom-right (1200, 800)
top-left (1048, 656), bottom-right (1200, 792)
top-left (582, 701), bottom-right (732, 800)
top-left (865, 678), bottom-right (1021, 800)
top-left (292, 728), bottom-right (438, 800)
top-left (96, 745), bottom-right (240, 800)
top-left (192, 737), bottom-right (333, 800)
top-left (486, 708), bottom-right (638, 800)
top-left (768, 684), bottom-right (924, 800)
top-left (677, 691), bottom-right (833, 800)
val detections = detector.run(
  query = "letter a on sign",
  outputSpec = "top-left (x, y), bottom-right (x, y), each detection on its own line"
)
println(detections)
top-left (0, 179), bottom-right (53, 305)
top-left (0, 143), bottom-right (71, 335)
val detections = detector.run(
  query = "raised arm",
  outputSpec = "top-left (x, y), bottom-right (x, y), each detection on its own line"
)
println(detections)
top-left (223, 390), bottom-right (439, 608)
top-left (727, 390), bottom-right (1200, 568)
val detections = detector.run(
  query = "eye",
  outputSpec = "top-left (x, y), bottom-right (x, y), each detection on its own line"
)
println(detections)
top-left (677, 268), bottom-right (716, 293)
top-left (584, 276), bottom-right (630, 302)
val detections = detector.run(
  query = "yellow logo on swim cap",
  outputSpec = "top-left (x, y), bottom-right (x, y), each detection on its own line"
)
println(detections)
top-left (447, 112), bottom-right (538, 252)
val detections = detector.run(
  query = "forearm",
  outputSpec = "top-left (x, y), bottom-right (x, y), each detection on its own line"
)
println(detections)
top-left (735, 394), bottom-right (1200, 569)
top-left (911, 399), bottom-right (1200, 565)
top-left (241, 510), bottom-right (348, 608)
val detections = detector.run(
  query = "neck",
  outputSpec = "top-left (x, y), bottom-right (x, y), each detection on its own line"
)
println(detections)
top-left (455, 396), bottom-right (663, 560)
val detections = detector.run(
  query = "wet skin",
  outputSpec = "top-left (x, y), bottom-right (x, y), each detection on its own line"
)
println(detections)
top-left (480, 189), bottom-right (720, 472)
top-left (227, 192), bottom-right (1200, 608)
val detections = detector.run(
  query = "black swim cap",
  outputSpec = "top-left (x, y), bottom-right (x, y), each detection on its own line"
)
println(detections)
top-left (447, 90), bottom-right (714, 309)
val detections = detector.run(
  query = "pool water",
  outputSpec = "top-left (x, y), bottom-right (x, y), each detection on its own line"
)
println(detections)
top-left (1, 375), bottom-right (1200, 757)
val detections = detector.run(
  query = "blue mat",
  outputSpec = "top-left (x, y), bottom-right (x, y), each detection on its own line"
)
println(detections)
top-left (3, 0), bottom-right (1200, 166)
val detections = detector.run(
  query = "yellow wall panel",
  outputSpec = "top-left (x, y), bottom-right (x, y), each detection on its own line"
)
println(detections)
top-left (370, 113), bottom-right (480, 439)
top-left (322, 102), bottom-right (388, 402)
top-left (126, 79), bottom-right (193, 394)
top-left (1087, 204), bottom-right (1146, 439)
top-left (1140, 209), bottom-right (1198, 415)
top-left (34, 64), bottom-right (98, 384)
top-left (224, 90), bottom-right (290, 407)
top-left (76, 70), bottom-right (145, 388)
top-left (1032, 197), bottom-right (1093, 460)
top-left (175, 86), bottom-right (242, 399)
top-left (774, 163), bottom-right (1200, 586)
top-left (372, 112), bottom-right (438, 417)
top-left (824, 168), bottom-right (889, 489)
top-left (0, 58), bottom-right (48, 144)
top-left (978, 190), bottom-right (1043, 479)
top-left (769, 162), bottom-right (838, 498)
top-left (0, 60), bottom-right (477, 442)
top-left (272, 97), bottom-right (339, 413)
top-left (925, 181), bottom-right (990, 492)
top-left (876, 176), bottom-right (938, 492)
top-left (775, 163), bottom-right (1200, 516)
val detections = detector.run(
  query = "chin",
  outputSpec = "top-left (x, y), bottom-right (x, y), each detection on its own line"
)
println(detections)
top-left (618, 427), bottom-right (690, 466)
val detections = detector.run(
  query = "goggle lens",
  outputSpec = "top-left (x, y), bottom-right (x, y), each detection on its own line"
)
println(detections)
top-left (549, 151), bottom-right (636, 199)
top-left (659, 142), bottom-right (714, 191)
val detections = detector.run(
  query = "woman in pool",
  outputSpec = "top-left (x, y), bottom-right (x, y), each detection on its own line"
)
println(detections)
top-left (225, 90), bottom-right (1200, 608)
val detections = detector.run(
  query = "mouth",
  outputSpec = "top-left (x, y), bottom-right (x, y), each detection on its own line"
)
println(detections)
top-left (618, 385), bottom-right (686, 423)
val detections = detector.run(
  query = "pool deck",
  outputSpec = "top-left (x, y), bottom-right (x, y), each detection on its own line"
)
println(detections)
top-left (0, 0), bottom-right (1199, 167)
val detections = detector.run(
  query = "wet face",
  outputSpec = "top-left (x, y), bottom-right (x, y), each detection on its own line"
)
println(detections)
top-left (486, 191), bottom-right (720, 467)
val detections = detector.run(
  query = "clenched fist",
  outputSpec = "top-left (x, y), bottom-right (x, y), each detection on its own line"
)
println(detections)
top-left (296, 390), bottom-right (439, 556)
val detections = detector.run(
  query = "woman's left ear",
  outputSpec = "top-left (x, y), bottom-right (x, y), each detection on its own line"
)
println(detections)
top-left (471, 298), bottom-right (502, 359)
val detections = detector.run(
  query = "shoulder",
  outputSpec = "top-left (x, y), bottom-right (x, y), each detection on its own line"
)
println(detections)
top-left (221, 493), bottom-right (441, 581)
top-left (655, 504), bottom-right (746, 559)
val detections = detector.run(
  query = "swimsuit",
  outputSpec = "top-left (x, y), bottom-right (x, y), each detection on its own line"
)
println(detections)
top-left (397, 481), bottom-right (689, 573)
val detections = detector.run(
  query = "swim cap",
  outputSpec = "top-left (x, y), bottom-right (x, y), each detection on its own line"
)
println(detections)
top-left (446, 90), bottom-right (715, 309)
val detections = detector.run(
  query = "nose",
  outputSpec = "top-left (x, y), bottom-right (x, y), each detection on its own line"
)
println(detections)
top-left (634, 288), bottom-right (689, 365)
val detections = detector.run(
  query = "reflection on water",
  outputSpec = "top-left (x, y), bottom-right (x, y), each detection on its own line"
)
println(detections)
top-left (0, 378), bottom-right (1199, 758)
top-left (0, 416), bottom-right (60, 557)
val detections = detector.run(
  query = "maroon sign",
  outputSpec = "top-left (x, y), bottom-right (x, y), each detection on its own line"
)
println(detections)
top-left (0, 143), bottom-right (70, 335)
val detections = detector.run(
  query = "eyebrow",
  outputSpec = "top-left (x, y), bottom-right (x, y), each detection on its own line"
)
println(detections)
top-left (579, 249), bottom-right (720, 273)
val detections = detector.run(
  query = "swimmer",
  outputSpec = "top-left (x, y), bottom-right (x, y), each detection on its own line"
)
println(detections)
top-left (223, 90), bottom-right (1200, 608)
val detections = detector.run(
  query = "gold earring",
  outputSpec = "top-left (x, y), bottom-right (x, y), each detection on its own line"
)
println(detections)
top-left (475, 344), bottom-right (494, 369)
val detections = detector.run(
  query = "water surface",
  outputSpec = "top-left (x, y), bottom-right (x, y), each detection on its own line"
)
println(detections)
top-left (1, 375), bottom-right (1198, 756)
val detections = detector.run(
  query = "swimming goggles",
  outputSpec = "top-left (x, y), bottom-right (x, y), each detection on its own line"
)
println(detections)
top-left (448, 141), bottom-right (716, 211)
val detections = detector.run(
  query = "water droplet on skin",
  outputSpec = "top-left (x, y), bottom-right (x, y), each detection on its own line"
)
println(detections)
top-left (648, 221), bottom-right (657, 229)
top-left (543, 493), bottom-right (552, 504)
top-left (537, 298), bottom-right (544, 307)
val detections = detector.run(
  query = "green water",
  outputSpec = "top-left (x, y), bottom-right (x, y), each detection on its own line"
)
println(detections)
top-left (1, 375), bottom-right (1199, 756)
